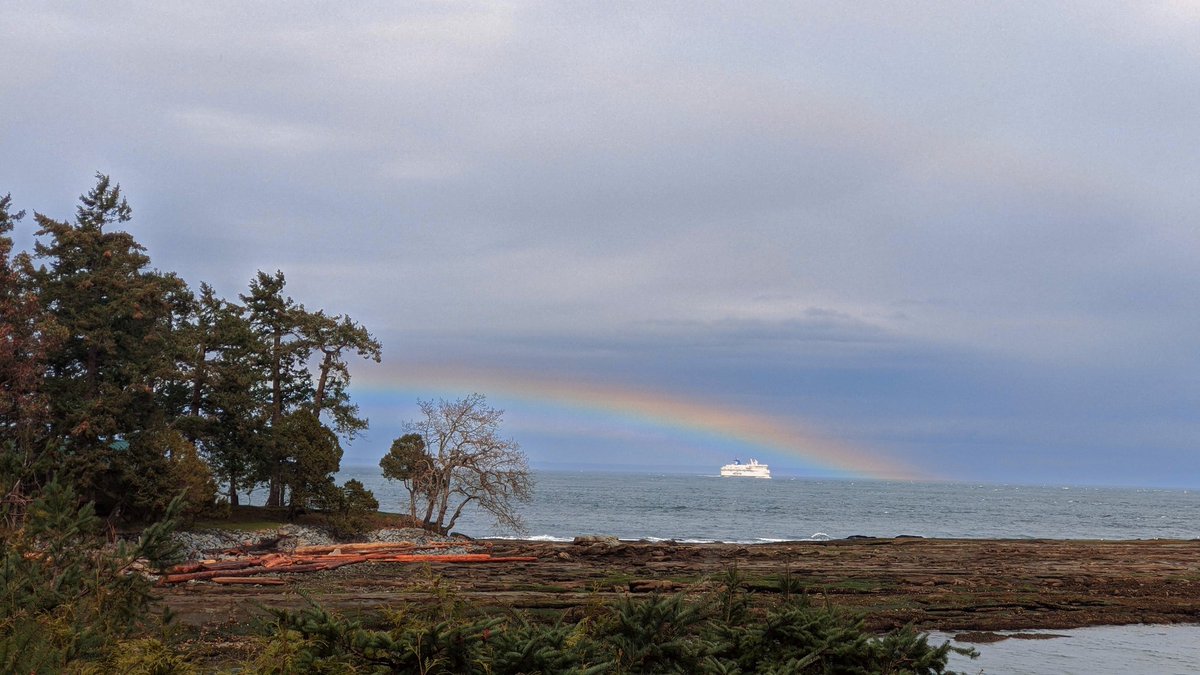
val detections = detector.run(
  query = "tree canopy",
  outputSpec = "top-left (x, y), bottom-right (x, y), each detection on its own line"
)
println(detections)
top-left (381, 394), bottom-right (532, 534)
top-left (1, 175), bottom-right (380, 520)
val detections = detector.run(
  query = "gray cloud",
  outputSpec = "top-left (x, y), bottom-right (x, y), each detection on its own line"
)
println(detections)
top-left (4, 2), bottom-right (1199, 485)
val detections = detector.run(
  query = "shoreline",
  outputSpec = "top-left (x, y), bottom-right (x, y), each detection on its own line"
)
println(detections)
top-left (162, 536), bottom-right (1200, 634)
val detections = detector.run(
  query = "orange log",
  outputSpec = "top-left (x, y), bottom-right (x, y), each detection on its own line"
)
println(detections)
top-left (261, 554), bottom-right (291, 568)
top-left (268, 562), bottom-right (333, 574)
top-left (291, 541), bottom-right (417, 555)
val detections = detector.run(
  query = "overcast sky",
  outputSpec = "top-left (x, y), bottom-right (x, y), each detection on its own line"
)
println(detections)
top-left (4, 2), bottom-right (1199, 486)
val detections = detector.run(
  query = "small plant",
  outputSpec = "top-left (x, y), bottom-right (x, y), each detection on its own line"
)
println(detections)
top-left (0, 479), bottom-right (183, 672)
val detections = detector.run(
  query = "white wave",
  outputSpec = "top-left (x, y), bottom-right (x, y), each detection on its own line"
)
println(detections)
top-left (487, 534), bottom-right (573, 542)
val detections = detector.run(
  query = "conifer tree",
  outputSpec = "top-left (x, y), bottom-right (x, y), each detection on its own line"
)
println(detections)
top-left (240, 271), bottom-right (378, 509)
top-left (306, 310), bottom-right (381, 438)
top-left (240, 270), bottom-right (315, 506)
top-left (31, 174), bottom-right (195, 517)
top-left (0, 194), bottom-right (58, 481)
top-left (176, 283), bottom-right (268, 506)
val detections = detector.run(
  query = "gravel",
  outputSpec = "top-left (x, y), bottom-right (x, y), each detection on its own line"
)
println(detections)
top-left (171, 525), bottom-right (462, 562)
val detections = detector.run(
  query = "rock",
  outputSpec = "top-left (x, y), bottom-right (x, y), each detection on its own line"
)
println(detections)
top-left (573, 535), bottom-right (620, 546)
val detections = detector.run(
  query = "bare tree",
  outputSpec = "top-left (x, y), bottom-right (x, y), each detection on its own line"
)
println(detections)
top-left (381, 394), bottom-right (532, 535)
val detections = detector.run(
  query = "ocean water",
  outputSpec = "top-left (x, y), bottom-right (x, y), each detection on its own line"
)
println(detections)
top-left (329, 468), bottom-right (1200, 542)
top-left (931, 625), bottom-right (1200, 675)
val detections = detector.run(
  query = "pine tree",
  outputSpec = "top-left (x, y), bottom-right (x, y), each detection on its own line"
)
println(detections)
top-left (305, 310), bottom-right (380, 439)
top-left (0, 194), bottom-right (58, 482)
top-left (31, 174), bottom-right (194, 518)
top-left (240, 270), bottom-right (315, 507)
top-left (176, 283), bottom-right (268, 506)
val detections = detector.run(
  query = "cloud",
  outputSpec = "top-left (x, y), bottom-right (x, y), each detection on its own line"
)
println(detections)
top-left (4, 2), bottom-right (1200, 485)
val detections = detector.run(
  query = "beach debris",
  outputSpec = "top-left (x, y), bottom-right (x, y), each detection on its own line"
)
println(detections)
top-left (158, 540), bottom-right (537, 585)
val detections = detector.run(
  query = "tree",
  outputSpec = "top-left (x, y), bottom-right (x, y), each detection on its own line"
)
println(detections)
top-left (305, 310), bottom-right (381, 439)
top-left (240, 271), bottom-right (378, 508)
top-left (379, 433), bottom-right (432, 523)
top-left (381, 394), bottom-right (532, 535)
top-left (0, 194), bottom-right (58, 479)
top-left (175, 283), bottom-right (268, 506)
top-left (240, 270), bottom-right (314, 506)
top-left (273, 409), bottom-right (342, 516)
top-left (0, 479), bottom-right (182, 671)
top-left (31, 174), bottom-right (195, 518)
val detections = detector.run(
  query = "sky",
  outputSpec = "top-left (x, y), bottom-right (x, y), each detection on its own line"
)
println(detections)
top-left (3, 2), bottom-right (1199, 487)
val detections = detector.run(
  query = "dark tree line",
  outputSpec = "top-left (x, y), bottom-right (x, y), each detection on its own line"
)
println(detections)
top-left (0, 175), bottom-right (380, 520)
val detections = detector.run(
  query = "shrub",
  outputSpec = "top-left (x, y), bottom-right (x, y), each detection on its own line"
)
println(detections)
top-left (318, 479), bottom-right (380, 538)
top-left (243, 575), bottom-right (974, 674)
top-left (0, 479), bottom-right (183, 672)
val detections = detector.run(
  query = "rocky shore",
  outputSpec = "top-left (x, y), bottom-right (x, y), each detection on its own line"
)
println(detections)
top-left (160, 535), bottom-right (1200, 636)
top-left (170, 526), bottom-right (463, 562)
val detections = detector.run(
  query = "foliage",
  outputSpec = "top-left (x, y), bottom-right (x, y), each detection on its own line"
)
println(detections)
top-left (102, 637), bottom-right (198, 675)
top-left (240, 270), bottom-right (378, 508)
top-left (383, 394), bottom-right (532, 535)
top-left (273, 410), bottom-right (343, 516)
top-left (243, 574), bottom-right (974, 674)
top-left (306, 310), bottom-right (381, 439)
top-left (1, 177), bottom-right (380, 519)
top-left (0, 194), bottom-right (58, 475)
top-left (379, 432), bottom-right (431, 522)
top-left (32, 175), bottom-right (193, 518)
top-left (163, 433), bottom-right (220, 522)
top-left (175, 282), bottom-right (268, 507)
top-left (0, 479), bottom-right (182, 672)
top-left (317, 478), bottom-right (380, 538)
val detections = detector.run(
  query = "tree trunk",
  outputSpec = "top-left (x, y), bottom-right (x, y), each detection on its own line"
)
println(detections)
top-left (268, 475), bottom-right (283, 508)
top-left (266, 329), bottom-right (283, 507)
top-left (444, 496), bottom-right (474, 534)
top-left (227, 472), bottom-right (239, 507)
top-left (189, 340), bottom-right (206, 418)
top-left (313, 351), bottom-right (332, 418)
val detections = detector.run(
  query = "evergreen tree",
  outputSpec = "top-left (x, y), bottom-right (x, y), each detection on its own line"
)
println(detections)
top-left (176, 283), bottom-right (268, 506)
top-left (274, 409), bottom-right (342, 516)
top-left (305, 310), bottom-right (381, 439)
top-left (240, 270), bottom-right (315, 507)
top-left (0, 194), bottom-right (58, 482)
top-left (239, 271), bottom-right (378, 509)
top-left (31, 174), bottom-right (194, 517)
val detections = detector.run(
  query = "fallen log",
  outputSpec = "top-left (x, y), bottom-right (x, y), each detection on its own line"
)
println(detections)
top-left (162, 566), bottom-right (269, 584)
top-left (291, 541), bottom-right (417, 555)
top-left (212, 576), bottom-right (286, 585)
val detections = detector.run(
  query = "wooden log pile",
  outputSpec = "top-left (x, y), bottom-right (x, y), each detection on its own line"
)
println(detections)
top-left (160, 540), bottom-right (537, 585)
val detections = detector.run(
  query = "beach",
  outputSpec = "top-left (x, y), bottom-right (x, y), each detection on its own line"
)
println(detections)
top-left (162, 536), bottom-right (1200, 634)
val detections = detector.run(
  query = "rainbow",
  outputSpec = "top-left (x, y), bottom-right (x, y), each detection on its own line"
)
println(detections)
top-left (358, 363), bottom-right (925, 481)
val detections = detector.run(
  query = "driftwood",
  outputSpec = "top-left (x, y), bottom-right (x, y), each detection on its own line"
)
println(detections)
top-left (159, 539), bottom-right (534, 585)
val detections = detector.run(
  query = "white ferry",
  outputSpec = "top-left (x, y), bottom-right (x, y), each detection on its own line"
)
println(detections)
top-left (720, 458), bottom-right (771, 479)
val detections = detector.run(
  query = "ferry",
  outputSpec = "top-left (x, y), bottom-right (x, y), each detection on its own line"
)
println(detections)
top-left (720, 458), bottom-right (771, 479)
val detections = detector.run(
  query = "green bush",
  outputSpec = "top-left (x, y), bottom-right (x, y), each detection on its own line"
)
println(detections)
top-left (243, 575), bottom-right (974, 674)
top-left (317, 478), bottom-right (380, 538)
top-left (0, 479), bottom-right (183, 672)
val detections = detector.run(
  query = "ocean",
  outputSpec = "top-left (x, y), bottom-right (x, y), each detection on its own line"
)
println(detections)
top-left (331, 468), bottom-right (1200, 542)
